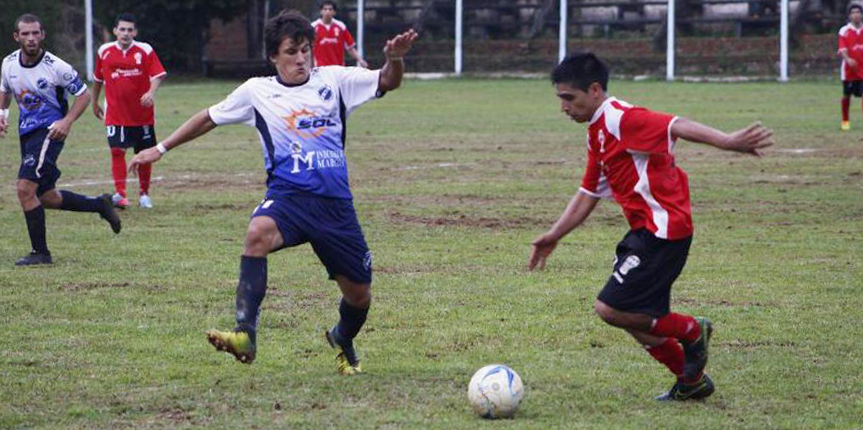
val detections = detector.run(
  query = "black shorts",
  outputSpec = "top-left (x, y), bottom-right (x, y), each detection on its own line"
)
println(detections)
top-left (843, 80), bottom-right (863, 97)
top-left (18, 127), bottom-right (64, 196)
top-left (252, 193), bottom-right (373, 284)
top-left (107, 125), bottom-right (156, 153)
top-left (596, 229), bottom-right (692, 317)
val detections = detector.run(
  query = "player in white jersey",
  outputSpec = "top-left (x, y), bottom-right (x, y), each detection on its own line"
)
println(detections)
top-left (129, 10), bottom-right (417, 374)
top-left (0, 14), bottom-right (122, 266)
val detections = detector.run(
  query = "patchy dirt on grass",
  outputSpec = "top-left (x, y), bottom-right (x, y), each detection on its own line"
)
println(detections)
top-left (387, 211), bottom-right (547, 229)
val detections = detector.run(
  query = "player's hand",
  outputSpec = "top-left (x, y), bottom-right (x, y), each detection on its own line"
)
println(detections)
top-left (140, 92), bottom-right (155, 108)
top-left (93, 102), bottom-right (104, 120)
top-left (383, 29), bottom-right (418, 60)
top-left (528, 233), bottom-right (559, 271)
top-left (47, 119), bottom-right (72, 141)
top-left (0, 117), bottom-right (8, 138)
top-left (722, 121), bottom-right (774, 157)
top-left (358, 58), bottom-right (369, 68)
top-left (128, 146), bottom-right (162, 176)
top-left (849, 58), bottom-right (858, 69)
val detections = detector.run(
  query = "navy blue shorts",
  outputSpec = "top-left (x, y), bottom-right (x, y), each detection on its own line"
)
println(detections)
top-left (597, 229), bottom-right (692, 318)
top-left (18, 127), bottom-right (64, 196)
top-left (252, 193), bottom-right (373, 284)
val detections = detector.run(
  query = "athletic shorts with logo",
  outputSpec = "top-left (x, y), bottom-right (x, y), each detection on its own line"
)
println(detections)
top-left (106, 125), bottom-right (156, 153)
top-left (18, 127), bottom-right (64, 196)
top-left (252, 192), bottom-right (373, 284)
top-left (844, 80), bottom-right (863, 97)
top-left (597, 228), bottom-right (692, 317)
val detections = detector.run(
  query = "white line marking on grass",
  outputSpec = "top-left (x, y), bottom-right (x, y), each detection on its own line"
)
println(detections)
top-left (395, 162), bottom-right (477, 171)
top-left (773, 148), bottom-right (818, 154)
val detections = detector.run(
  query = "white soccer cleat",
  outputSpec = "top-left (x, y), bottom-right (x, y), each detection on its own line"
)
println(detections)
top-left (138, 194), bottom-right (153, 209)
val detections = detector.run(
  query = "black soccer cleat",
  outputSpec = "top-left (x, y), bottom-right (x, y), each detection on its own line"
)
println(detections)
top-left (655, 374), bottom-right (715, 401)
top-left (682, 317), bottom-right (713, 380)
top-left (98, 194), bottom-right (122, 234)
top-left (15, 251), bottom-right (53, 266)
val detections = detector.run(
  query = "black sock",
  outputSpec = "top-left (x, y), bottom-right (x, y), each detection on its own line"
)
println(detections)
top-left (235, 256), bottom-right (268, 334)
top-left (336, 298), bottom-right (369, 343)
top-left (24, 205), bottom-right (49, 254)
top-left (59, 191), bottom-right (104, 213)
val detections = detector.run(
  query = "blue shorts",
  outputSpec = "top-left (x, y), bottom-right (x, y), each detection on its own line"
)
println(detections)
top-left (252, 193), bottom-right (373, 284)
top-left (18, 127), bottom-right (64, 196)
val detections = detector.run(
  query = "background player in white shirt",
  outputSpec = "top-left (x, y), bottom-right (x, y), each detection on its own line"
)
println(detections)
top-left (0, 13), bottom-right (121, 266)
top-left (129, 10), bottom-right (417, 374)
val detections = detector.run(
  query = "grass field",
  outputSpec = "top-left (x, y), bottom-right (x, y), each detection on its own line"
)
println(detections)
top-left (0, 77), bottom-right (861, 429)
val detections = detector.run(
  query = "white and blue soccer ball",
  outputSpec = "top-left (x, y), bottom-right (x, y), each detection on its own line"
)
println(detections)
top-left (467, 364), bottom-right (525, 419)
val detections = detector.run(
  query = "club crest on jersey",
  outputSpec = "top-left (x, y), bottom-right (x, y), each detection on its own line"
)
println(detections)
top-left (318, 85), bottom-right (334, 101)
top-left (36, 78), bottom-right (48, 90)
top-left (284, 108), bottom-right (337, 138)
top-left (598, 129), bottom-right (606, 153)
top-left (134, 52), bottom-right (142, 64)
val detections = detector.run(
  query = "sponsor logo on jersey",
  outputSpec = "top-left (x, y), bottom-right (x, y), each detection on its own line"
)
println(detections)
top-left (17, 90), bottom-right (43, 111)
top-left (319, 37), bottom-right (339, 45)
top-left (284, 108), bottom-right (338, 138)
top-left (110, 68), bottom-right (143, 79)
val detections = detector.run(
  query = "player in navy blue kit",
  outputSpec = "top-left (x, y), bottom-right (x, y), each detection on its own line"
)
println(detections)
top-left (0, 14), bottom-right (121, 266)
top-left (129, 10), bottom-right (417, 374)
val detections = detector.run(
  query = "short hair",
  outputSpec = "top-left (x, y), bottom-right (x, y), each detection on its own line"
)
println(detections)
top-left (849, 3), bottom-right (863, 14)
top-left (321, 1), bottom-right (338, 10)
top-left (114, 13), bottom-right (137, 28)
top-left (14, 13), bottom-right (42, 33)
top-left (551, 52), bottom-right (609, 92)
top-left (264, 10), bottom-right (315, 59)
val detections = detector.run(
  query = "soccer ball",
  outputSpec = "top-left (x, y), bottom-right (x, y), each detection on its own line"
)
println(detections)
top-left (467, 364), bottom-right (524, 419)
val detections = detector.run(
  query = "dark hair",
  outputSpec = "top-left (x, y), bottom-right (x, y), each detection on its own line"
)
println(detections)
top-left (320, 1), bottom-right (338, 11)
top-left (14, 13), bottom-right (42, 33)
top-left (115, 13), bottom-right (137, 28)
top-left (849, 3), bottom-right (863, 14)
top-left (551, 52), bottom-right (609, 92)
top-left (264, 10), bottom-right (314, 59)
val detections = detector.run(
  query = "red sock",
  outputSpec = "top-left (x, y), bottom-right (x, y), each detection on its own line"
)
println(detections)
top-left (138, 163), bottom-right (152, 196)
top-left (645, 337), bottom-right (684, 380)
top-left (650, 313), bottom-right (700, 342)
top-left (110, 148), bottom-right (127, 198)
top-left (842, 97), bottom-right (850, 122)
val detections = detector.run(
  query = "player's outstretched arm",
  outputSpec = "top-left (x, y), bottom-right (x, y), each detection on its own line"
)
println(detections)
top-left (378, 29), bottom-right (419, 92)
top-left (672, 118), bottom-right (773, 157)
top-left (128, 109), bottom-right (217, 174)
top-left (528, 192), bottom-right (600, 271)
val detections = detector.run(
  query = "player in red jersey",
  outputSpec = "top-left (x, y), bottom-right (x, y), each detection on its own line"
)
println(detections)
top-left (312, 1), bottom-right (367, 67)
top-left (92, 13), bottom-right (167, 209)
top-left (528, 53), bottom-right (773, 401)
top-left (838, 4), bottom-right (863, 131)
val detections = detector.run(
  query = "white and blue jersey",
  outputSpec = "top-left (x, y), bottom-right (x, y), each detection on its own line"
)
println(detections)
top-left (208, 66), bottom-right (381, 199)
top-left (0, 50), bottom-right (87, 136)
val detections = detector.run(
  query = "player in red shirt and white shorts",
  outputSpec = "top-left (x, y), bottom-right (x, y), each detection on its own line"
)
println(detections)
top-left (92, 13), bottom-right (166, 209)
top-left (312, 1), bottom-right (367, 67)
top-left (528, 53), bottom-right (773, 401)
top-left (838, 4), bottom-right (863, 131)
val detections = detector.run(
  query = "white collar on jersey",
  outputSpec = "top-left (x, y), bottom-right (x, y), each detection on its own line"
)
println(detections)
top-left (589, 96), bottom-right (617, 125)
top-left (114, 40), bottom-right (137, 53)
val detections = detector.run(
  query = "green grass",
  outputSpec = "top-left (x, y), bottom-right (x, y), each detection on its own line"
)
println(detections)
top-left (0, 78), bottom-right (861, 429)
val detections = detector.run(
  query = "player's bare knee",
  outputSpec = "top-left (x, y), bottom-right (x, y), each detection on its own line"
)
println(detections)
top-left (341, 282), bottom-right (371, 308)
top-left (243, 224), bottom-right (272, 256)
top-left (594, 300), bottom-right (620, 326)
top-left (16, 183), bottom-right (36, 204)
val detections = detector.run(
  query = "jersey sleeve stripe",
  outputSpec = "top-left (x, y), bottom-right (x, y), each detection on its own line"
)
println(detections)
top-left (667, 116), bottom-right (679, 153)
top-left (150, 71), bottom-right (167, 80)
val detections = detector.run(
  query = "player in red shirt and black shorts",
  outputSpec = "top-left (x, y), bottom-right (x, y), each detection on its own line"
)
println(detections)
top-left (92, 13), bottom-right (166, 209)
top-left (839, 4), bottom-right (863, 131)
top-left (312, 1), bottom-right (367, 67)
top-left (528, 53), bottom-right (773, 401)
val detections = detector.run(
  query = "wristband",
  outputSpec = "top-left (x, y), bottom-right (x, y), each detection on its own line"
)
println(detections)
top-left (156, 143), bottom-right (168, 154)
top-left (0, 108), bottom-right (8, 119)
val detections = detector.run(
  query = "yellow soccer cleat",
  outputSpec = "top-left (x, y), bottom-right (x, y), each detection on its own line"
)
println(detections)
top-left (841, 121), bottom-right (851, 131)
top-left (207, 328), bottom-right (256, 364)
top-left (326, 329), bottom-right (362, 375)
